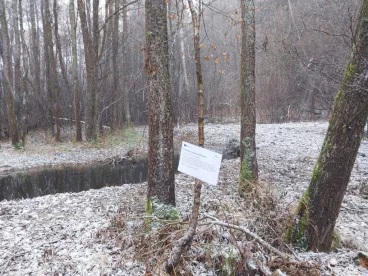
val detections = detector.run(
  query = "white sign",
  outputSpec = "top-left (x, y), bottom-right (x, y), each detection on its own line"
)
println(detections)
top-left (178, 142), bottom-right (222, 185)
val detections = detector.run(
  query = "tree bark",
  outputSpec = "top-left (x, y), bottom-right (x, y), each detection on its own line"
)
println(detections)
top-left (239, 0), bottom-right (258, 195)
top-left (54, 0), bottom-right (71, 96)
top-left (12, 0), bottom-right (23, 139)
top-left (43, 0), bottom-right (61, 142)
top-left (92, 0), bottom-right (100, 135)
top-left (30, 1), bottom-right (41, 100)
top-left (179, 24), bottom-right (190, 123)
top-left (288, 0), bottom-right (368, 251)
top-left (0, 0), bottom-right (21, 146)
top-left (41, 0), bottom-right (54, 135)
top-left (77, 0), bottom-right (99, 140)
top-left (112, 0), bottom-right (120, 129)
top-left (122, 0), bottom-right (131, 127)
top-left (69, 0), bottom-right (82, 141)
top-left (19, 0), bottom-right (29, 140)
top-left (145, 0), bottom-right (175, 206)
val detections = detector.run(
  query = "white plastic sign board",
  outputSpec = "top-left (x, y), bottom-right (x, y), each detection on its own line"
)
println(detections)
top-left (178, 141), bottom-right (222, 185)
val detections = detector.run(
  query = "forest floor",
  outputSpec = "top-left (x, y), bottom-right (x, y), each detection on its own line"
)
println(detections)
top-left (0, 121), bottom-right (368, 275)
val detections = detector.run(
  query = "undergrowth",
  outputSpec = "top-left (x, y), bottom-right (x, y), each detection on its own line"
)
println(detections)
top-left (86, 127), bottom-right (140, 149)
top-left (95, 179), bottom-right (305, 275)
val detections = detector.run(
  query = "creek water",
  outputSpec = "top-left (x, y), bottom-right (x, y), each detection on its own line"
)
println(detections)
top-left (0, 145), bottom-right (234, 202)
top-left (0, 159), bottom-right (149, 201)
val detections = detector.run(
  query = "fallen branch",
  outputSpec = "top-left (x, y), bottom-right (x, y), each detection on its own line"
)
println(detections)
top-left (204, 214), bottom-right (292, 260)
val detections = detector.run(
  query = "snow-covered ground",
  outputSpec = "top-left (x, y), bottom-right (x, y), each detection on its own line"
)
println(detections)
top-left (0, 122), bottom-right (367, 275)
top-left (0, 126), bottom-right (149, 175)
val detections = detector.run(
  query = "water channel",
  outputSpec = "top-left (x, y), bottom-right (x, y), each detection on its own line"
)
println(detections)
top-left (0, 158), bottom-right (152, 201)
top-left (0, 143), bottom-right (236, 201)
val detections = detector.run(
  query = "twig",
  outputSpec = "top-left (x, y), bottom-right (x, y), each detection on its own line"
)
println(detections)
top-left (203, 214), bottom-right (291, 260)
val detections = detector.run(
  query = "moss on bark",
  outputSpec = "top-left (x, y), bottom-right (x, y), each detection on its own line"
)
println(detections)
top-left (287, 0), bottom-right (368, 251)
top-left (286, 187), bottom-right (311, 250)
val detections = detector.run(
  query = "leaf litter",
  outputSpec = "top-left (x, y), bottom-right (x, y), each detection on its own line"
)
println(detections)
top-left (0, 121), bottom-right (367, 275)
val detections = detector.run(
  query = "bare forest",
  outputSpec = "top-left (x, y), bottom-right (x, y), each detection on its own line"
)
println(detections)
top-left (0, 0), bottom-right (361, 143)
top-left (1, 0), bottom-right (368, 275)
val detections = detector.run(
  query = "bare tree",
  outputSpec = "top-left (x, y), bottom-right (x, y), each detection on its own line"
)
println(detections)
top-left (69, 0), bottom-right (82, 141)
top-left (12, 0), bottom-right (23, 139)
top-left (145, 0), bottom-right (175, 205)
top-left (19, 0), bottom-right (29, 139)
top-left (77, 0), bottom-right (100, 139)
top-left (122, 0), bottom-right (131, 127)
top-left (287, 0), bottom-right (368, 251)
top-left (239, 0), bottom-right (258, 195)
top-left (112, 0), bottom-right (120, 129)
top-left (42, 0), bottom-right (61, 142)
top-left (30, 1), bottom-right (41, 100)
top-left (54, 0), bottom-right (71, 97)
top-left (179, 23), bottom-right (190, 123)
top-left (0, 0), bottom-right (21, 146)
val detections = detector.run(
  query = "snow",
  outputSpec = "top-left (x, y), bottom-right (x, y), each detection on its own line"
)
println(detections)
top-left (0, 121), bottom-right (367, 275)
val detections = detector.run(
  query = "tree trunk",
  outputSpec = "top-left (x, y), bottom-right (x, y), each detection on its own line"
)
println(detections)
top-left (54, 0), bottom-right (71, 96)
top-left (122, 0), bottom-right (131, 127)
top-left (43, 0), bottom-right (61, 142)
top-left (92, 0), bottom-right (100, 136)
top-left (69, 0), bottom-right (82, 141)
top-left (41, 0), bottom-right (54, 135)
top-left (30, 1), bottom-right (41, 101)
top-left (288, 0), bottom-right (368, 251)
top-left (239, 0), bottom-right (258, 195)
top-left (19, 0), bottom-right (29, 141)
top-left (12, 0), bottom-right (23, 140)
top-left (0, 85), bottom-right (3, 139)
top-left (0, 0), bottom-right (21, 146)
top-left (145, 0), bottom-right (175, 206)
top-left (112, 0), bottom-right (120, 129)
top-left (179, 25), bottom-right (190, 123)
top-left (77, 0), bottom-right (99, 140)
